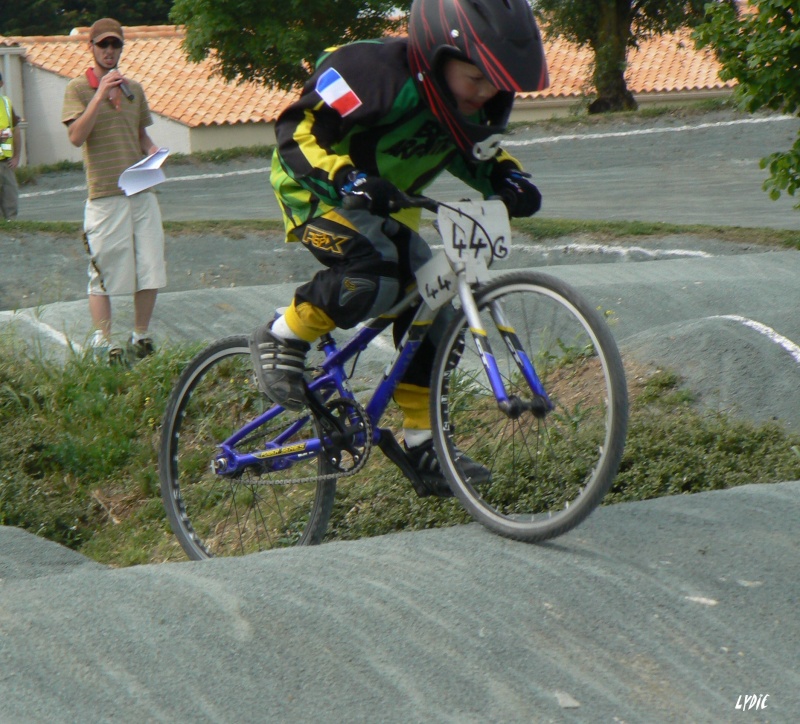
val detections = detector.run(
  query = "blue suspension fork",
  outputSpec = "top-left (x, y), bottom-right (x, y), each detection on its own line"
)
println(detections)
top-left (456, 272), bottom-right (553, 418)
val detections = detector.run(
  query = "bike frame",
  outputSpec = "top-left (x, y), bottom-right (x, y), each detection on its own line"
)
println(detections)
top-left (211, 201), bottom-right (553, 480)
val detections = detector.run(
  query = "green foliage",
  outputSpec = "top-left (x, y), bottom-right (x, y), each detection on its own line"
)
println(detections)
top-left (534, 1), bottom-right (734, 112)
top-left (609, 370), bottom-right (800, 502)
top-left (2, 0), bottom-right (173, 36)
top-left (0, 331), bottom-right (199, 558)
top-left (2, 325), bottom-right (800, 565)
top-left (170, 0), bottom-right (409, 90)
top-left (694, 0), bottom-right (800, 208)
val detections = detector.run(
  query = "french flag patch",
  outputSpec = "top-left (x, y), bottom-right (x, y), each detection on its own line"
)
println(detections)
top-left (316, 68), bottom-right (362, 117)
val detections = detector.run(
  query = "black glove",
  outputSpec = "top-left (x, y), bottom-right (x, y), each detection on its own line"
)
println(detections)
top-left (339, 170), bottom-right (404, 216)
top-left (491, 166), bottom-right (542, 218)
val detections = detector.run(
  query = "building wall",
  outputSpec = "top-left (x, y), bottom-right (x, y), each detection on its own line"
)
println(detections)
top-left (188, 122), bottom-right (277, 153)
top-left (20, 64), bottom-right (80, 166)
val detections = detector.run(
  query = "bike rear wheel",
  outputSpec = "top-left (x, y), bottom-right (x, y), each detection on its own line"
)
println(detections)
top-left (159, 336), bottom-right (336, 560)
top-left (430, 271), bottom-right (628, 543)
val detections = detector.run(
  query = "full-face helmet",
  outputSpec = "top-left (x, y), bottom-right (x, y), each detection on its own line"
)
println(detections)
top-left (408, 0), bottom-right (549, 160)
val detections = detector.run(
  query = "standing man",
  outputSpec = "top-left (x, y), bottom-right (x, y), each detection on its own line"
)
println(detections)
top-left (62, 18), bottom-right (167, 363)
top-left (0, 72), bottom-right (21, 221)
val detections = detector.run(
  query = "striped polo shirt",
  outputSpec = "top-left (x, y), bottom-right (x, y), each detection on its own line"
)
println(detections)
top-left (62, 74), bottom-right (153, 200)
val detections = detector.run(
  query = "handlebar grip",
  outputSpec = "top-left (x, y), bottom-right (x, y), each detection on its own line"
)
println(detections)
top-left (341, 194), bottom-right (370, 211)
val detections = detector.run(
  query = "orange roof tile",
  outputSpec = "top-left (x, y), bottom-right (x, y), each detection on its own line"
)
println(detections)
top-left (9, 25), bottom-right (733, 126)
top-left (14, 25), bottom-right (296, 127)
top-left (521, 30), bottom-right (734, 100)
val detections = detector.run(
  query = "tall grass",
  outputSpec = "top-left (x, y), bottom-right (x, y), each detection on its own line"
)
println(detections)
top-left (1, 331), bottom-right (799, 566)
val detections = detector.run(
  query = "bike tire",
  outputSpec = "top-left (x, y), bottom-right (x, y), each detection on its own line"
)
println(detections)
top-left (429, 271), bottom-right (628, 543)
top-left (159, 336), bottom-right (336, 560)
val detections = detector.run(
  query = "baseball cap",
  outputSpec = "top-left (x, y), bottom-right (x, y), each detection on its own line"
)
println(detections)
top-left (89, 18), bottom-right (124, 44)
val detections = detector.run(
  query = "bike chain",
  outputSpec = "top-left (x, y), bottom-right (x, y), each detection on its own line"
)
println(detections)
top-left (245, 397), bottom-right (373, 486)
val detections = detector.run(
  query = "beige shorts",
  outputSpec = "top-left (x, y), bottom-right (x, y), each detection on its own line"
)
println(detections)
top-left (83, 192), bottom-right (167, 295)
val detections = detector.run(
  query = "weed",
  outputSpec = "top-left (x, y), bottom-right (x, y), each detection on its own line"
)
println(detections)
top-left (1, 329), bottom-right (799, 565)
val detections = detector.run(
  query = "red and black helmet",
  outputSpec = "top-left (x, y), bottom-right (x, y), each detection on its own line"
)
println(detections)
top-left (408, 0), bottom-right (549, 160)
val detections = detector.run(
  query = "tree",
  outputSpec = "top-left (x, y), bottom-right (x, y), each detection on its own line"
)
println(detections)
top-left (533, 0), bottom-right (734, 114)
top-left (694, 0), bottom-right (800, 209)
top-left (169, 0), bottom-right (409, 90)
top-left (1, 0), bottom-right (173, 37)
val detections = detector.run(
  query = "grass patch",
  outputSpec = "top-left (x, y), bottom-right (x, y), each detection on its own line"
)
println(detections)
top-left (514, 217), bottom-right (800, 249)
top-left (3, 216), bottom-right (797, 249)
top-left (1, 331), bottom-right (799, 566)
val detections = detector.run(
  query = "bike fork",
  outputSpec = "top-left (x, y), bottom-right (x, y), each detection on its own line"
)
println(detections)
top-left (456, 272), bottom-right (552, 419)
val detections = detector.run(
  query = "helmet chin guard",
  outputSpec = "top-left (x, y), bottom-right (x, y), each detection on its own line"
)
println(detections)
top-left (473, 133), bottom-right (504, 161)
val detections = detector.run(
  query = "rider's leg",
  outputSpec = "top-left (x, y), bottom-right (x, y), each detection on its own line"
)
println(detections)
top-left (251, 209), bottom-right (403, 409)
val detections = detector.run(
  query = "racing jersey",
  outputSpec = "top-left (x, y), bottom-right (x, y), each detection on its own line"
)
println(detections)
top-left (270, 37), bottom-right (523, 238)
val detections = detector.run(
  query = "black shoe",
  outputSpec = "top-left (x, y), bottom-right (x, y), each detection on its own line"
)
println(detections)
top-left (108, 345), bottom-right (126, 366)
top-left (127, 336), bottom-right (155, 360)
top-left (249, 322), bottom-right (310, 411)
top-left (404, 438), bottom-right (491, 497)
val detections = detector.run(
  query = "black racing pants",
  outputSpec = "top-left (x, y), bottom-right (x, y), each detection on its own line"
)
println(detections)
top-left (291, 208), bottom-right (443, 388)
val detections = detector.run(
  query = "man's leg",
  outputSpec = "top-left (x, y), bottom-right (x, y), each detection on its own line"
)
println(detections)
top-left (0, 163), bottom-right (17, 220)
top-left (88, 293), bottom-right (112, 339)
top-left (133, 288), bottom-right (158, 335)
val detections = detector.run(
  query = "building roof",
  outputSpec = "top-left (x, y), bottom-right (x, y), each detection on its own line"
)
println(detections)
top-left (536, 30), bottom-right (733, 100)
top-left (5, 25), bottom-right (733, 128)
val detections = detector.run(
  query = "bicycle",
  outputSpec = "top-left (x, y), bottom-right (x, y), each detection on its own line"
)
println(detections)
top-left (159, 195), bottom-right (628, 560)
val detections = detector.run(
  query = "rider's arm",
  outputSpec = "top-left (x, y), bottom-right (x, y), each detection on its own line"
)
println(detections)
top-left (274, 40), bottom-right (411, 206)
top-left (446, 149), bottom-right (525, 197)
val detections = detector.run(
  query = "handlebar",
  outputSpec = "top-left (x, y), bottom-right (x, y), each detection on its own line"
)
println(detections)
top-left (342, 191), bottom-right (513, 218)
top-left (341, 191), bottom-right (439, 214)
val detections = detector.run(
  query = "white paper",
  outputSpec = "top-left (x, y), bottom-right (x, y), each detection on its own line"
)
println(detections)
top-left (118, 147), bottom-right (170, 196)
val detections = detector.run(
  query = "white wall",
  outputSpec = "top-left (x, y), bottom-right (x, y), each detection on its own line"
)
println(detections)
top-left (21, 64), bottom-right (81, 166)
top-left (147, 114), bottom-right (192, 156)
top-left (188, 122), bottom-right (277, 152)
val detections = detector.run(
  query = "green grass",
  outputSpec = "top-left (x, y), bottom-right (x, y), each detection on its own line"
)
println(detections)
top-left (4, 216), bottom-right (798, 251)
top-left (515, 217), bottom-right (800, 249)
top-left (1, 330), bottom-right (799, 566)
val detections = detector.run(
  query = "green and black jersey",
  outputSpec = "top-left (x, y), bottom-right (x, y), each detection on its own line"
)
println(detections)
top-left (270, 37), bottom-right (523, 238)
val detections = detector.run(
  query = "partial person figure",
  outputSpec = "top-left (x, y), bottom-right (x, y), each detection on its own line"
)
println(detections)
top-left (61, 18), bottom-right (167, 364)
top-left (0, 72), bottom-right (21, 221)
top-left (250, 0), bottom-right (549, 494)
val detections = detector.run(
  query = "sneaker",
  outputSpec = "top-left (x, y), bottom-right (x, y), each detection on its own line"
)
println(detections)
top-left (249, 322), bottom-right (310, 410)
top-left (404, 438), bottom-right (491, 497)
top-left (89, 331), bottom-right (124, 365)
top-left (127, 335), bottom-right (155, 360)
top-left (108, 345), bottom-right (126, 365)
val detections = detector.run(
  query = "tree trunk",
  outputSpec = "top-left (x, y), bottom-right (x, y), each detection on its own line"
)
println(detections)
top-left (589, 0), bottom-right (637, 113)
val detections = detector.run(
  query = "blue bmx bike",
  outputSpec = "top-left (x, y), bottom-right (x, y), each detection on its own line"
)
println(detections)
top-left (159, 195), bottom-right (628, 559)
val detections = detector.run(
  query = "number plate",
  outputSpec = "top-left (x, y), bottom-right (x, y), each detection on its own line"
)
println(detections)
top-left (416, 252), bottom-right (458, 310)
top-left (437, 199), bottom-right (511, 267)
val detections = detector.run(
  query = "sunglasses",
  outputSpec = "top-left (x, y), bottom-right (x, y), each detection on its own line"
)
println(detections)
top-left (94, 38), bottom-right (123, 49)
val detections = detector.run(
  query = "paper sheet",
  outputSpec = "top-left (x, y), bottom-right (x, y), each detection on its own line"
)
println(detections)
top-left (118, 147), bottom-right (170, 196)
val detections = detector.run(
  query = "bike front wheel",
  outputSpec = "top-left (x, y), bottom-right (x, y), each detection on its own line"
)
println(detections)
top-left (159, 336), bottom-right (336, 560)
top-left (430, 271), bottom-right (628, 543)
